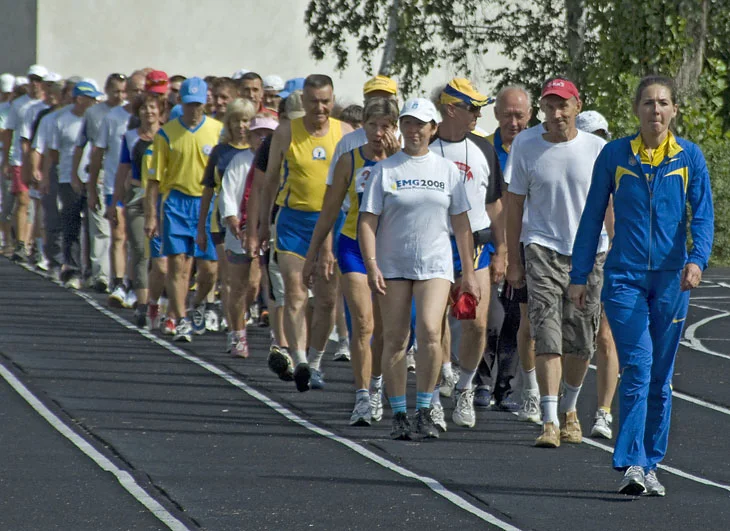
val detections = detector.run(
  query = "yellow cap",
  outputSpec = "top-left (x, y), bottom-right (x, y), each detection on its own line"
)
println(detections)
top-left (439, 78), bottom-right (489, 107)
top-left (363, 75), bottom-right (398, 95)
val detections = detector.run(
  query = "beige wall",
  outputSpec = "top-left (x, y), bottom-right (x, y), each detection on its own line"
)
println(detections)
top-left (36, 0), bottom-right (506, 129)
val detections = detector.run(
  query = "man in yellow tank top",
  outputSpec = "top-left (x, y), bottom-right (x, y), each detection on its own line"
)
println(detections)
top-left (256, 74), bottom-right (353, 392)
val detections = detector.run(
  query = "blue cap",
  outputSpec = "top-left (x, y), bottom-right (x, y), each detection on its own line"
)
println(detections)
top-left (278, 77), bottom-right (305, 99)
top-left (180, 77), bottom-right (207, 104)
top-left (73, 81), bottom-right (103, 99)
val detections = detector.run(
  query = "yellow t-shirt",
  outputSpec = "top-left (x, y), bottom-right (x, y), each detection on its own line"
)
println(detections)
top-left (148, 116), bottom-right (223, 198)
top-left (276, 117), bottom-right (344, 212)
top-left (341, 147), bottom-right (376, 240)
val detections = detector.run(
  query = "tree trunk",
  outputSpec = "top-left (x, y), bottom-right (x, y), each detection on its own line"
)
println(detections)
top-left (565, 0), bottom-right (586, 87)
top-left (676, 0), bottom-right (709, 99)
top-left (379, 0), bottom-right (400, 76)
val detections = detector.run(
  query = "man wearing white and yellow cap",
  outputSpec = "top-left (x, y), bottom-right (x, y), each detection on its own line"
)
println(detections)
top-left (430, 78), bottom-right (506, 430)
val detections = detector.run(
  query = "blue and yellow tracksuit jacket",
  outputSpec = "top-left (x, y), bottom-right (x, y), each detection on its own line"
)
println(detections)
top-left (571, 131), bottom-right (714, 282)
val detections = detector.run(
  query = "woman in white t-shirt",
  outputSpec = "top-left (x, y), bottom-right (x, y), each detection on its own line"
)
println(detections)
top-left (359, 98), bottom-right (480, 441)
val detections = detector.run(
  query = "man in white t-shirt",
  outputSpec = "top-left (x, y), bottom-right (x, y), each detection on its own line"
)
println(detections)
top-left (505, 78), bottom-right (608, 448)
top-left (0, 73), bottom-right (15, 252)
top-left (50, 81), bottom-right (101, 288)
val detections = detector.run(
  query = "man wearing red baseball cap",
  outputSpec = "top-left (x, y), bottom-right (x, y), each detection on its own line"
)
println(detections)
top-left (505, 76), bottom-right (610, 448)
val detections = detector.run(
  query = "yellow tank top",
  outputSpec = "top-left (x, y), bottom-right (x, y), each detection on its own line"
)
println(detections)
top-left (341, 147), bottom-right (377, 240)
top-left (276, 117), bottom-right (343, 212)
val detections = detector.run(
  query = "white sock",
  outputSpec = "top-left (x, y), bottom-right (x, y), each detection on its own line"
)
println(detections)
top-left (308, 347), bottom-right (325, 371)
top-left (442, 362), bottom-right (453, 378)
top-left (431, 385), bottom-right (441, 406)
top-left (456, 369), bottom-right (476, 391)
top-left (523, 367), bottom-right (539, 392)
top-left (559, 382), bottom-right (582, 413)
top-left (293, 350), bottom-right (307, 366)
top-left (540, 396), bottom-right (559, 426)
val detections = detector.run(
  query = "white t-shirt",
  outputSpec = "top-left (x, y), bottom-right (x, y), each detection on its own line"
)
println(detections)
top-left (95, 105), bottom-right (132, 195)
top-left (503, 123), bottom-right (546, 185)
top-left (220, 149), bottom-right (255, 253)
top-left (4, 94), bottom-right (37, 166)
top-left (51, 107), bottom-right (91, 184)
top-left (32, 106), bottom-right (68, 154)
top-left (507, 129), bottom-right (608, 256)
top-left (0, 101), bottom-right (10, 166)
top-left (17, 99), bottom-right (49, 142)
top-left (360, 150), bottom-right (471, 282)
top-left (429, 132), bottom-right (504, 231)
top-left (79, 102), bottom-right (117, 146)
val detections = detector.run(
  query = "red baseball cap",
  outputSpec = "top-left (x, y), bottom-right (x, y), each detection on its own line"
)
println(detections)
top-left (145, 70), bottom-right (169, 94)
top-left (541, 78), bottom-right (580, 101)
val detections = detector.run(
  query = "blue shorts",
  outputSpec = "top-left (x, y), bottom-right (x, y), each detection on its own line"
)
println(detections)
top-left (161, 189), bottom-right (217, 260)
top-left (451, 236), bottom-right (493, 277)
top-left (150, 234), bottom-right (163, 259)
top-left (332, 210), bottom-right (346, 257)
top-left (104, 194), bottom-right (124, 208)
top-left (275, 207), bottom-right (319, 259)
top-left (337, 234), bottom-right (366, 275)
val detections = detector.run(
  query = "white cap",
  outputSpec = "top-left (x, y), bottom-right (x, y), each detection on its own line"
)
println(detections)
top-left (399, 98), bottom-right (442, 124)
top-left (0, 73), bottom-right (15, 93)
top-left (27, 64), bottom-right (49, 79)
top-left (263, 75), bottom-right (285, 92)
top-left (576, 110), bottom-right (609, 134)
top-left (43, 72), bottom-right (63, 83)
top-left (231, 68), bottom-right (250, 80)
top-left (15, 76), bottom-right (28, 87)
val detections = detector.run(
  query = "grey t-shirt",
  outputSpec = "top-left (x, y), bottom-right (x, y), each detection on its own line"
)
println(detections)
top-left (51, 107), bottom-right (89, 184)
top-left (94, 105), bottom-right (131, 196)
top-left (360, 150), bottom-right (471, 282)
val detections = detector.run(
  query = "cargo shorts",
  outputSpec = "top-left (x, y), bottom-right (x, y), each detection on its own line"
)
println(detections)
top-left (525, 243), bottom-right (605, 360)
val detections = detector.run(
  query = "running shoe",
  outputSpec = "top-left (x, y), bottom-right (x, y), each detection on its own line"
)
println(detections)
top-left (591, 409), bottom-right (613, 439)
top-left (232, 330), bottom-right (249, 358)
top-left (250, 302), bottom-right (260, 321)
top-left (452, 387), bottom-right (476, 428)
top-left (93, 276), bottom-right (109, 293)
top-left (108, 285), bottom-right (126, 308)
top-left (406, 347), bottom-right (416, 373)
top-left (133, 307), bottom-right (147, 329)
top-left (173, 318), bottom-right (193, 342)
top-left (148, 304), bottom-right (161, 331)
top-left (369, 388), bottom-right (384, 422)
top-left (219, 317), bottom-right (229, 332)
top-left (35, 254), bottom-right (49, 272)
top-left (559, 410), bottom-right (583, 443)
top-left (267, 345), bottom-right (294, 381)
top-left (258, 309), bottom-right (269, 327)
top-left (349, 394), bottom-right (372, 426)
top-left (10, 243), bottom-right (28, 263)
top-left (535, 422), bottom-right (561, 448)
top-left (517, 390), bottom-right (541, 423)
top-left (474, 387), bottom-right (492, 408)
top-left (64, 276), bottom-right (82, 290)
top-left (161, 317), bottom-right (176, 336)
top-left (332, 338), bottom-right (351, 361)
top-left (390, 412), bottom-right (411, 440)
top-left (123, 290), bottom-right (138, 309)
top-left (618, 466), bottom-right (646, 496)
top-left (414, 407), bottom-right (439, 440)
top-left (226, 332), bottom-right (234, 353)
top-left (494, 397), bottom-right (521, 412)
top-left (430, 402), bottom-right (448, 432)
top-left (439, 368), bottom-right (459, 398)
top-left (294, 363), bottom-right (311, 392)
top-left (642, 470), bottom-right (666, 497)
top-left (310, 368), bottom-right (325, 390)
top-left (192, 304), bottom-right (206, 335)
top-left (205, 308), bottom-right (219, 332)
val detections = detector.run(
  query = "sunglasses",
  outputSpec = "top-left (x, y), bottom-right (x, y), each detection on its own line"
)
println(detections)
top-left (109, 73), bottom-right (127, 81)
top-left (454, 103), bottom-right (481, 114)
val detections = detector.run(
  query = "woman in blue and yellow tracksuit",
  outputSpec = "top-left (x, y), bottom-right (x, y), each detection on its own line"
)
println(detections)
top-left (569, 75), bottom-right (714, 496)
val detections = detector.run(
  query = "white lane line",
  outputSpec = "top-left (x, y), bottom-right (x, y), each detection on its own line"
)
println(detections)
top-left (681, 304), bottom-right (730, 361)
top-left (691, 296), bottom-right (730, 300)
top-left (0, 363), bottom-right (189, 531)
top-left (75, 292), bottom-right (522, 531)
top-left (588, 364), bottom-right (730, 417)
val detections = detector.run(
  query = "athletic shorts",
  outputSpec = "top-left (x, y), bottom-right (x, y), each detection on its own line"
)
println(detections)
top-left (161, 189), bottom-right (217, 260)
top-left (332, 210), bottom-right (346, 257)
top-left (337, 234), bottom-right (365, 275)
top-left (524, 243), bottom-right (604, 360)
top-left (9, 166), bottom-right (27, 194)
top-left (211, 231), bottom-right (225, 246)
top-left (224, 226), bottom-right (251, 264)
top-left (104, 193), bottom-right (124, 208)
top-left (149, 234), bottom-right (163, 259)
top-left (275, 207), bottom-right (319, 259)
top-left (451, 236), bottom-right (494, 277)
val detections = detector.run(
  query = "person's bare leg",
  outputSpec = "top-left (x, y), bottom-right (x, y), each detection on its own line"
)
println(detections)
top-left (166, 254), bottom-right (192, 320)
top-left (456, 268), bottom-right (491, 385)
top-left (149, 257), bottom-right (167, 302)
top-left (413, 279), bottom-right (452, 394)
top-left (111, 206), bottom-right (126, 280)
top-left (192, 259), bottom-right (217, 306)
top-left (277, 253), bottom-right (309, 362)
top-left (14, 191), bottom-right (30, 249)
top-left (340, 272), bottom-right (374, 389)
top-left (596, 310), bottom-right (618, 409)
top-left (378, 281), bottom-right (413, 400)
top-left (228, 262), bottom-right (250, 331)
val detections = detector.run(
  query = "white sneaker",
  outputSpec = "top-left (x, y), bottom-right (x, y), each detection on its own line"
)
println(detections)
top-left (430, 402), bottom-right (448, 432)
top-left (452, 387), bottom-right (476, 428)
top-left (349, 393), bottom-right (372, 426)
top-left (205, 309), bottom-right (219, 331)
top-left (332, 338), bottom-right (351, 361)
top-left (108, 285), bottom-right (126, 307)
top-left (406, 349), bottom-right (416, 372)
top-left (643, 470), bottom-right (666, 497)
top-left (517, 390), bottom-right (541, 423)
top-left (173, 318), bottom-right (193, 343)
top-left (591, 409), bottom-right (613, 439)
top-left (64, 276), bottom-right (82, 290)
top-left (123, 290), bottom-right (137, 309)
top-left (369, 388), bottom-right (383, 422)
top-left (439, 368), bottom-right (459, 398)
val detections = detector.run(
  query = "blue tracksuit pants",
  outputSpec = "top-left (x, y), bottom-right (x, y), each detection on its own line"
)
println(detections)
top-left (602, 268), bottom-right (689, 471)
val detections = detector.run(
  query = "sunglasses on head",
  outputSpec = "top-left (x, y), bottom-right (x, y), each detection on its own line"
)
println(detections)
top-left (109, 73), bottom-right (127, 81)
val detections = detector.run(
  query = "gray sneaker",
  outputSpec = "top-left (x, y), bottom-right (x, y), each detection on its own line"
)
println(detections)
top-left (643, 470), bottom-right (666, 497)
top-left (517, 390), bottom-right (541, 423)
top-left (369, 388), bottom-right (384, 422)
top-left (414, 407), bottom-right (439, 440)
top-left (452, 387), bottom-right (476, 428)
top-left (618, 466), bottom-right (646, 495)
top-left (439, 369), bottom-right (459, 398)
top-left (430, 402), bottom-right (448, 432)
top-left (350, 394), bottom-right (372, 426)
top-left (591, 409), bottom-right (613, 439)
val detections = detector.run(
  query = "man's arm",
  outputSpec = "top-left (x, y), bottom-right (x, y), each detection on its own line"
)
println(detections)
top-left (505, 191), bottom-right (526, 288)
top-left (257, 121), bottom-right (291, 243)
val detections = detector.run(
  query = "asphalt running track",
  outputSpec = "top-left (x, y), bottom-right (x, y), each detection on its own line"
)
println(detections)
top-left (1, 258), bottom-right (729, 531)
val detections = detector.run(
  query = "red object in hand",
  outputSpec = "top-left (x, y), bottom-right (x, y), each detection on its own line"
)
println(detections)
top-left (450, 287), bottom-right (478, 320)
